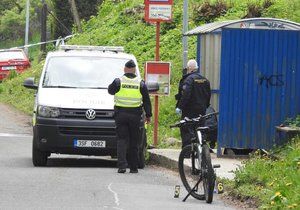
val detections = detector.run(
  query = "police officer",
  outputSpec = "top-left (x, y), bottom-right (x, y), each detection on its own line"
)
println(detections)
top-left (175, 59), bottom-right (211, 149)
top-left (108, 60), bottom-right (152, 173)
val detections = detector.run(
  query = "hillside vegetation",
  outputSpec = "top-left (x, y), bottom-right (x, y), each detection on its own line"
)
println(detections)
top-left (1, 0), bottom-right (300, 146)
top-left (0, 0), bottom-right (43, 46)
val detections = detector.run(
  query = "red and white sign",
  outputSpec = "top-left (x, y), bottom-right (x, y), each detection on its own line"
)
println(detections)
top-left (144, 0), bottom-right (173, 22)
top-left (145, 61), bottom-right (171, 96)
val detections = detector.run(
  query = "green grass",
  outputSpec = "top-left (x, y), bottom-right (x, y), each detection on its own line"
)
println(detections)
top-left (0, 62), bottom-right (43, 114)
top-left (223, 137), bottom-right (300, 209)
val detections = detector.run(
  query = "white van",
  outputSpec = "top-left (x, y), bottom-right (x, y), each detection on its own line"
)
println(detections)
top-left (24, 45), bottom-right (148, 167)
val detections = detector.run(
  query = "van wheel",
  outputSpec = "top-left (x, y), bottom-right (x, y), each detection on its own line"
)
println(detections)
top-left (32, 139), bottom-right (48, 167)
top-left (138, 131), bottom-right (147, 169)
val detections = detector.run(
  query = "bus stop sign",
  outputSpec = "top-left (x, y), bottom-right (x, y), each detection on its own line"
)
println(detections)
top-left (145, 61), bottom-right (171, 96)
top-left (144, 0), bottom-right (173, 22)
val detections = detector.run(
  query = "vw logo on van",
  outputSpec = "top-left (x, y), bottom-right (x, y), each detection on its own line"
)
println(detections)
top-left (86, 109), bottom-right (96, 120)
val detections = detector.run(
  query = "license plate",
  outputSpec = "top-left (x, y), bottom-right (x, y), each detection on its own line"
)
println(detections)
top-left (2, 66), bottom-right (16, 70)
top-left (74, 140), bottom-right (106, 148)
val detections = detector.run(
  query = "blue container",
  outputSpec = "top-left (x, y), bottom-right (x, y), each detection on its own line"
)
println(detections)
top-left (218, 28), bottom-right (300, 150)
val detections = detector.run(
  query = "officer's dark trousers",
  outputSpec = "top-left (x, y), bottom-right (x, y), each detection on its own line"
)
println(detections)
top-left (180, 108), bottom-right (205, 149)
top-left (115, 111), bottom-right (141, 169)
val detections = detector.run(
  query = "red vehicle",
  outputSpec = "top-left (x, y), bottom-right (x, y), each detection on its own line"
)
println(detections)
top-left (0, 49), bottom-right (31, 81)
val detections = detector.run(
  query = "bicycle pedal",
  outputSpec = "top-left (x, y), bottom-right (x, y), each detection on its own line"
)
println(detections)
top-left (213, 164), bottom-right (221, 168)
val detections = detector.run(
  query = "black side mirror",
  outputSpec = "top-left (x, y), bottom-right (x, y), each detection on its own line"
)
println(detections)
top-left (23, 77), bottom-right (38, 90)
top-left (146, 82), bottom-right (159, 93)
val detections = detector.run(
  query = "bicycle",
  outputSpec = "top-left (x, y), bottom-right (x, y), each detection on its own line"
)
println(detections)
top-left (170, 112), bottom-right (220, 203)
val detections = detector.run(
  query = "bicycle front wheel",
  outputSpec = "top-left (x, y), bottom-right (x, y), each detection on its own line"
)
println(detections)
top-left (202, 144), bottom-right (215, 203)
top-left (178, 145), bottom-right (205, 200)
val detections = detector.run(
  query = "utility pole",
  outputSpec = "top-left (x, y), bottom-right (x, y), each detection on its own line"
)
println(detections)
top-left (68, 0), bottom-right (82, 33)
top-left (182, 0), bottom-right (188, 73)
top-left (40, 0), bottom-right (47, 53)
top-left (25, 0), bottom-right (30, 55)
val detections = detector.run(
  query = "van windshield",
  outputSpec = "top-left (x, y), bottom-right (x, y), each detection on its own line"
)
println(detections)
top-left (43, 56), bottom-right (132, 89)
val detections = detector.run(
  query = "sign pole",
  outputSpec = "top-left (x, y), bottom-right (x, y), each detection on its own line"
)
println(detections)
top-left (182, 0), bottom-right (188, 70)
top-left (144, 0), bottom-right (173, 147)
top-left (24, 0), bottom-right (30, 56)
top-left (153, 21), bottom-right (160, 147)
top-left (155, 22), bottom-right (160, 61)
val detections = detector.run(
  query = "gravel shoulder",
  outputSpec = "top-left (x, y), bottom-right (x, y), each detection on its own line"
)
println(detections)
top-left (0, 103), bottom-right (32, 135)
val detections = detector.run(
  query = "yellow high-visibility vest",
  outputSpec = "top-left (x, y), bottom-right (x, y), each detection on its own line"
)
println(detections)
top-left (114, 75), bottom-right (143, 107)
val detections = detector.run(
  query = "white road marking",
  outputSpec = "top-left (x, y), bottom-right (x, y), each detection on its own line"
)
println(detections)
top-left (108, 183), bottom-right (123, 209)
top-left (113, 208), bottom-right (123, 210)
top-left (0, 133), bottom-right (32, 138)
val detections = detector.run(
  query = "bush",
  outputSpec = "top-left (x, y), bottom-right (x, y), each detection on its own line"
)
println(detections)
top-left (193, 0), bottom-right (228, 24)
top-left (243, 0), bottom-right (274, 18)
top-left (284, 116), bottom-right (300, 128)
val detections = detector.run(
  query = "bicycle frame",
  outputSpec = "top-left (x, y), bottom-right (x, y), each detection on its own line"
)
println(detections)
top-left (196, 129), bottom-right (203, 166)
top-left (190, 127), bottom-right (205, 176)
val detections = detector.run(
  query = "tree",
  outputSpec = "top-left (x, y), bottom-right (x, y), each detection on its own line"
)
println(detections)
top-left (68, 0), bottom-right (82, 32)
top-left (0, 0), bottom-right (42, 42)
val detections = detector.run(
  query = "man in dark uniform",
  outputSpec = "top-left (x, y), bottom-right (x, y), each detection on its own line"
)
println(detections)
top-left (175, 59), bottom-right (211, 149)
top-left (108, 60), bottom-right (152, 173)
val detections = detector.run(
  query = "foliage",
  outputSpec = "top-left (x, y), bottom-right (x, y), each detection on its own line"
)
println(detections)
top-left (52, 0), bottom-right (73, 38)
top-left (263, 0), bottom-right (300, 22)
top-left (52, 0), bottom-right (103, 39)
top-left (225, 137), bottom-right (300, 209)
top-left (284, 116), bottom-right (300, 128)
top-left (0, 0), bottom-right (41, 42)
top-left (0, 62), bottom-right (43, 114)
top-left (217, 0), bottom-right (300, 21)
top-left (0, 0), bottom-right (15, 13)
top-left (243, 0), bottom-right (274, 18)
top-left (193, 0), bottom-right (228, 24)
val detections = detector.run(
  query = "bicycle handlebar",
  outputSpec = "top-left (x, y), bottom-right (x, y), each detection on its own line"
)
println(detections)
top-left (169, 112), bottom-right (219, 128)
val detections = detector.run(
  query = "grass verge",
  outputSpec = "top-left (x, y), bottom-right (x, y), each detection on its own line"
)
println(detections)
top-left (222, 136), bottom-right (300, 209)
top-left (0, 62), bottom-right (43, 114)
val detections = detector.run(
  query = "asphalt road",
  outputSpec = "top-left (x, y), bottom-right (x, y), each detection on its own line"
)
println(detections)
top-left (0, 104), bottom-right (236, 210)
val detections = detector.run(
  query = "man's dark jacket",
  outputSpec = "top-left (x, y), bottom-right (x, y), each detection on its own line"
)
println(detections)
top-left (175, 71), bottom-right (211, 115)
top-left (108, 73), bottom-right (152, 118)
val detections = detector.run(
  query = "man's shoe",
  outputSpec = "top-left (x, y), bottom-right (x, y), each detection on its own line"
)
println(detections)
top-left (130, 168), bottom-right (138, 173)
top-left (118, 168), bottom-right (126, 173)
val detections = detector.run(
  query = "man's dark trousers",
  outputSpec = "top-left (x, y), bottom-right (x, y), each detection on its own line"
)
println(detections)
top-left (180, 108), bottom-right (205, 149)
top-left (115, 111), bottom-right (141, 170)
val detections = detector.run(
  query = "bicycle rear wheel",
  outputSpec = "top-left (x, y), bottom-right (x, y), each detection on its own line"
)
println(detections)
top-left (178, 145), bottom-right (205, 200)
top-left (201, 144), bottom-right (215, 203)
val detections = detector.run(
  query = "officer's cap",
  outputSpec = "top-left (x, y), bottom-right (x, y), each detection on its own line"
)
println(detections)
top-left (125, 60), bottom-right (136, 68)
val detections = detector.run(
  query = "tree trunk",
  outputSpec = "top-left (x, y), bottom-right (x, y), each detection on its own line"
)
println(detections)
top-left (68, 0), bottom-right (82, 32)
